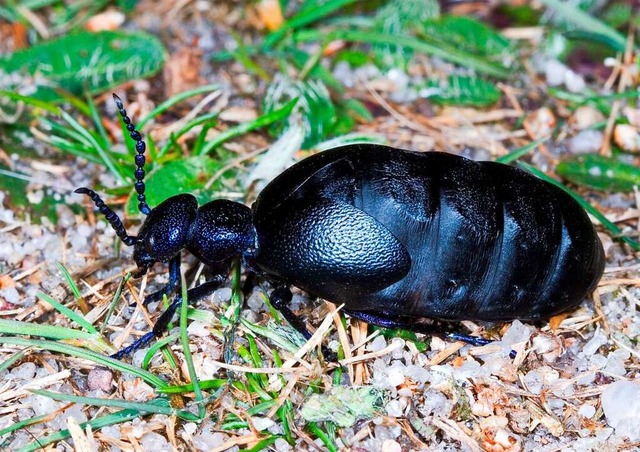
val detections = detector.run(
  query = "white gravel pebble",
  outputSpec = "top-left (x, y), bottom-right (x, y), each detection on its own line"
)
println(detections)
top-left (602, 381), bottom-right (640, 440)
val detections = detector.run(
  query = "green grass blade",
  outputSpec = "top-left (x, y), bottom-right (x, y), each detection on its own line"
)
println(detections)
top-left (198, 97), bottom-right (298, 155)
top-left (157, 378), bottom-right (231, 394)
top-left (56, 262), bottom-right (82, 301)
top-left (0, 90), bottom-right (60, 114)
top-left (0, 337), bottom-right (168, 388)
top-left (495, 140), bottom-right (543, 164)
top-left (0, 318), bottom-right (103, 345)
top-left (59, 109), bottom-right (125, 183)
top-left (36, 292), bottom-right (97, 334)
top-left (156, 112), bottom-right (219, 158)
top-left (0, 411), bottom-right (51, 439)
top-left (29, 389), bottom-right (180, 416)
top-left (85, 92), bottom-right (111, 149)
top-left (263, 0), bottom-right (359, 49)
top-left (179, 274), bottom-right (206, 420)
top-left (222, 258), bottom-right (244, 363)
top-left (294, 29), bottom-right (511, 78)
top-left (0, 349), bottom-right (27, 373)
top-left (306, 422), bottom-right (338, 452)
top-left (137, 84), bottom-right (221, 129)
top-left (142, 332), bottom-right (180, 369)
top-left (19, 408), bottom-right (140, 452)
top-left (100, 273), bottom-right (132, 335)
top-left (539, 0), bottom-right (627, 51)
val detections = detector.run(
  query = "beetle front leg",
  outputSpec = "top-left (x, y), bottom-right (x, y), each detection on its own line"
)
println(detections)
top-left (143, 255), bottom-right (181, 306)
top-left (111, 274), bottom-right (227, 359)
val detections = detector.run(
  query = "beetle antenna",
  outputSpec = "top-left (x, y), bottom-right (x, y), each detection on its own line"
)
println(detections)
top-left (75, 187), bottom-right (138, 246)
top-left (112, 93), bottom-right (151, 216)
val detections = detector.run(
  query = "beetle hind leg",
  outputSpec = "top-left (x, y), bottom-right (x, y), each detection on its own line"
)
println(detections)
top-left (343, 310), bottom-right (493, 347)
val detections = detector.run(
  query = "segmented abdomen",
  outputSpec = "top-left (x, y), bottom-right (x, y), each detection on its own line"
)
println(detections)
top-left (355, 150), bottom-right (604, 321)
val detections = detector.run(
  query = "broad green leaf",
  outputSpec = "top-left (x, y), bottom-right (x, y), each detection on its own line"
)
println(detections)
top-left (372, 0), bottom-right (440, 68)
top-left (557, 154), bottom-right (640, 192)
top-left (300, 386), bottom-right (387, 427)
top-left (422, 75), bottom-right (501, 106)
top-left (0, 30), bottom-right (166, 102)
top-left (420, 15), bottom-right (515, 68)
top-left (539, 0), bottom-right (626, 52)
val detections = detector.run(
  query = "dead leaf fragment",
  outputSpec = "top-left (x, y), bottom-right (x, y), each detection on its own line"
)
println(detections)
top-left (256, 0), bottom-right (284, 31)
top-left (527, 400), bottom-right (564, 436)
top-left (524, 107), bottom-right (556, 140)
top-left (613, 124), bottom-right (640, 152)
top-left (84, 10), bottom-right (125, 32)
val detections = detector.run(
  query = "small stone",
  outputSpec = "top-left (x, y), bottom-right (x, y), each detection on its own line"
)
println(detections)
top-left (501, 320), bottom-right (533, 348)
top-left (386, 366), bottom-right (406, 387)
top-left (10, 362), bottom-right (36, 379)
top-left (251, 416), bottom-right (275, 431)
top-left (193, 431), bottom-right (226, 451)
top-left (213, 288), bottom-right (232, 304)
top-left (385, 399), bottom-right (406, 417)
top-left (29, 394), bottom-right (60, 417)
top-left (524, 107), bottom-right (556, 140)
top-left (604, 357), bottom-right (626, 377)
top-left (0, 287), bottom-right (19, 305)
top-left (187, 321), bottom-right (211, 337)
top-left (568, 130), bottom-right (603, 154)
top-left (570, 106), bottom-right (605, 131)
top-left (274, 438), bottom-right (292, 451)
top-left (578, 404), bottom-right (596, 419)
top-left (589, 354), bottom-right (608, 369)
top-left (367, 335), bottom-right (387, 352)
top-left (583, 328), bottom-right (607, 356)
top-left (380, 439), bottom-right (402, 452)
top-left (613, 124), bottom-right (640, 152)
top-left (246, 292), bottom-right (266, 312)
top-left (523, 370), bottom-right (543, 395)
top-left (140, 432), bottom-right (171, 451)
top-left (602, 381), bottom-right (640, 440)
top-left (87, 368), bottom-right (113, 392)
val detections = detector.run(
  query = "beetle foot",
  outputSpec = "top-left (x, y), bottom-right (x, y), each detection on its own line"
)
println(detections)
top-left (444, 332), bottom-right (492, 347)
top-left (110, 331), bottom-right (156, 359)
top-left (321, 346), bottom-right (338, 363)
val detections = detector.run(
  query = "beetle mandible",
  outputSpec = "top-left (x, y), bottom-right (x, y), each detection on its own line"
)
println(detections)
top-left (77, 95), bottom-right (605, 358)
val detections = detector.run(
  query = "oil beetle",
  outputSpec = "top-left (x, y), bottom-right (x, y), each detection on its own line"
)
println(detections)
top-left (77, 95), bottom-right (605, 359)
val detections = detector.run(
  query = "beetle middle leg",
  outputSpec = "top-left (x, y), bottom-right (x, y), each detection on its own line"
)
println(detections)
top-left (268, 286), bottom-right (337, 360)
top-left (269, 286), bottom-right (313, 340)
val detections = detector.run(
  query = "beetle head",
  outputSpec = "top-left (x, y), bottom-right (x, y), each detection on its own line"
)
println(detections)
top-left (132, 194), bottom-right (199, 273)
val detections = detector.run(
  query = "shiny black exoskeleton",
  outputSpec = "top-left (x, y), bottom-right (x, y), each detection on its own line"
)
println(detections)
top-left (77, 95), bottom-right (605, 358)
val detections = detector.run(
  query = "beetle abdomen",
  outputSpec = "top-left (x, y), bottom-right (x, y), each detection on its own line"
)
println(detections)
top-left (356, 152), bottom-right (603, 320)
top-left (253, 144), bottom-right (605, 322)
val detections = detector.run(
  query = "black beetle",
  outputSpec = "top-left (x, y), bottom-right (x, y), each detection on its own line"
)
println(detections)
top-left (77, 95), bottom-right (605, 358)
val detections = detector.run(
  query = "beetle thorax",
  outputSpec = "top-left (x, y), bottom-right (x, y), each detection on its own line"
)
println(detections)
top-left (185, 199), bottom-right (255, 266)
